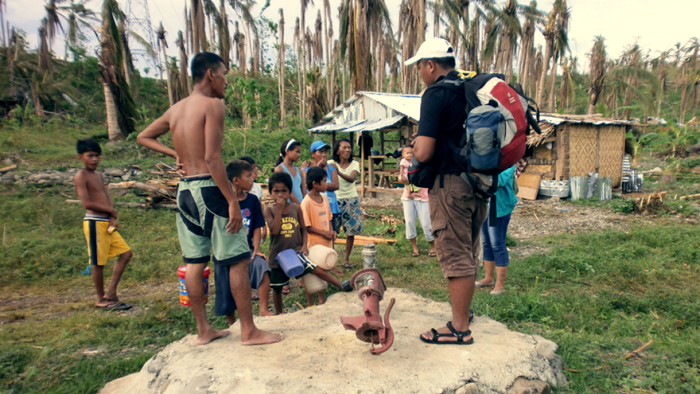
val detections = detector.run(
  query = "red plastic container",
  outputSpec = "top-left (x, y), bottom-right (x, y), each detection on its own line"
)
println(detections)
top-left (178, 266), bottom-right (210, 306)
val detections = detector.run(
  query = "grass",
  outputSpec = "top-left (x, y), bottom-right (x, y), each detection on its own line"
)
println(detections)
top-left (1, 185), bottom-right (699, 393)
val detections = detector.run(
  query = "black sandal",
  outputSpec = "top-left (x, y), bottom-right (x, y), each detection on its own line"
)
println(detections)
top-left (419, 321), bottom-right (474, 345)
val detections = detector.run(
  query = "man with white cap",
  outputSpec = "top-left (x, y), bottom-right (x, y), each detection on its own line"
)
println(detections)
top-left (410, 38), bottom-right (488, 345)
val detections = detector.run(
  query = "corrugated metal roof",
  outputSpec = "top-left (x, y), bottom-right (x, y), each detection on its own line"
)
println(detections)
top-left (540, 114), bottom-right (632, 126)
top-left (359, 92), bottom-right (422, 121)
top-left (309, 119), bottom-right (366, 133)
top-left (309, 115), bottom-right (405, 134)
top-left (344, 115), bottom-right (405, 132)
top-left (320, 91), bottom-right (422, 123)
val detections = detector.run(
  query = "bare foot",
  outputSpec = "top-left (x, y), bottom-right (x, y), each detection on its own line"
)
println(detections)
top-left (259, 308), bottom-right (275, 317)
top-left (420, 325), bottom-right (472, 343)
top-left (95, 300), bottom-right (116, 308)
top-left (196, 328), bottom-right (231, 345)
top-left (240, 327), bottom-right (284, 346)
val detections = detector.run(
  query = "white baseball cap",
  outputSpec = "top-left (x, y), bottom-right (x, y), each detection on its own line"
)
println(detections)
top-left (404, 38), bottom-right (455, 66)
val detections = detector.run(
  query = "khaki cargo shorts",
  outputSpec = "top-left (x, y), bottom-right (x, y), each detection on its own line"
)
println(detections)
top-left (429, 174), bottom-right (488, 278)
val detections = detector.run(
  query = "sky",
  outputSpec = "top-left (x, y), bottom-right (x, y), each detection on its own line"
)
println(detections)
top-left (8, 0), bottom-right (700, 75)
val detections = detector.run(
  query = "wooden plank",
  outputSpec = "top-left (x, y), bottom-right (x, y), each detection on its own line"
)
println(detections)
top-left (556, 127), bottom-right (565, 180)
top-left (517, 173), bottom-right (541, 200)
top-left (517, 187), bottom-right (538, 200)
top-left (335, 235), bottom-right (397, 245)
top-left (517, 173), bottom-right (541, 189)
top-left (366, 187), bottom-right (403, 194)
top-left (0, 164), bottom-right (17, 173)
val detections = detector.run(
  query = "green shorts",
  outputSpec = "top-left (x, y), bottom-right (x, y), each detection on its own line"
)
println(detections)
top-left (269, 253), bottom-right (316, 290)
top-left (176, 175), bottom-right (250, 265)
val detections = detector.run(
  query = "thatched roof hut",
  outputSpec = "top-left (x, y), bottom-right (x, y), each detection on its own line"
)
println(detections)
top-left (525, 114), bottom-right (631, 187)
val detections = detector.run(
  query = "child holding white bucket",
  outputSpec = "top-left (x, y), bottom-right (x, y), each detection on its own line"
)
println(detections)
top-left (300, 167), bottom-right (337, 306)
top-left (264, 172), bottom-right (352, 314)
top-left (213, 160), bottom-right (275, 323)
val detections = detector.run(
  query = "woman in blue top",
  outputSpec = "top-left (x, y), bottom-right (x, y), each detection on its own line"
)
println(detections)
top-left (274, 139), bottom-right (305, 204)
top-left (302, 140), bottom-right (340, 215)
top-left (475, 165), bottom-right (518, 295)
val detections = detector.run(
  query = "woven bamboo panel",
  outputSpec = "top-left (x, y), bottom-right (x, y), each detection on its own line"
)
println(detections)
top-left (598, 126), bottom-right (625, 186)
top-left (568, 126), bottom-right (598, 177)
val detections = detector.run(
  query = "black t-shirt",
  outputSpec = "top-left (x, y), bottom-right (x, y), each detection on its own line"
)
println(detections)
top-left (416, 70), bottom-right (469, 175)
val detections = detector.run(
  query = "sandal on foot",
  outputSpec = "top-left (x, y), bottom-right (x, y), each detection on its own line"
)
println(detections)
top-left (98, 301), bottom-right (133, 311)
top-left (412, 251), bottom-right (420, 257)
top-left (282, 286), bottom-right (291, 295)
top-left (342, 262), bottom-right (353, 269)
top-left (419, 321), bottom-right (474, 345)
top-left (428, 251), bottom-right (437, 257)
top-left (251, 290), bottom-right (260, 300)
top-left (475, 281), bottom-right (494, 288)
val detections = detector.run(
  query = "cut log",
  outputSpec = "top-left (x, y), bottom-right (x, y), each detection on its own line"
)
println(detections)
top-left (66, 199), bottom-right (177, 210)
top-left (680, 193), bottom-right (700, 200)
top-left (335, 235), bottom-right (397, 245)
top-left (0, 164), bottom-right (17, 173)
top-left (108, 181), bottom-right (176, 198)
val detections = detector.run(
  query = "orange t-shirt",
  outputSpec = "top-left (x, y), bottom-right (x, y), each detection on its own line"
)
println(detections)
top-left (301, 194), bottom-right (333, 249)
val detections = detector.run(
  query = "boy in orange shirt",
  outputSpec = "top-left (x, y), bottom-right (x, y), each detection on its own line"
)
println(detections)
top-left (300, 167), bottom-right (337, 305)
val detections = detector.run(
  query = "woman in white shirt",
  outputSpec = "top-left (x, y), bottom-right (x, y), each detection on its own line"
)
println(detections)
top-left (327, 139), bottom-right (363, 268)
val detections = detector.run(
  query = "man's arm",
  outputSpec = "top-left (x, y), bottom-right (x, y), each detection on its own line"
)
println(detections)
top-left (412, 136), bottom-right (436, 163)
top-left (204, 100), bottom-right (242, 234)
top-left (74, 172), bottom-right (117, 217)
top-left (412, 88), bottom-right (441, 163)
top-left (136, 115), bottom-right (177, 158)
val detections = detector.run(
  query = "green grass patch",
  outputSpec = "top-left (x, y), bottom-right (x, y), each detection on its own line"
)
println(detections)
top-left (2, 189), bottom-right (698, 393)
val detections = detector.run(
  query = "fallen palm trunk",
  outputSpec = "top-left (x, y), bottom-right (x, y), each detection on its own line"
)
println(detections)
top-left (335, 236), bottom-right (397, 245)
top-left (108, 181), bottom-right (176, 199)
top-left (66, 199), bottom-right (177, 210)
top-left (0, 164), bottom-right (18, 173)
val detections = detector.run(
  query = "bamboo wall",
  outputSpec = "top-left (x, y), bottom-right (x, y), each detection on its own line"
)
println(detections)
top-left (566, 124), bottom-right (625, 187)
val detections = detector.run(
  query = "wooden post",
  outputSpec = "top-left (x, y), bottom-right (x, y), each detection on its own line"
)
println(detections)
top-left (360, 132), bottom-right (365, 197)
top-left (331, 131), bottom-right (336, 149)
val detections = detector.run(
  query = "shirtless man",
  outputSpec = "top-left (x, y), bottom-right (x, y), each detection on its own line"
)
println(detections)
top-left (137, 52), bottom-right (282, 346)
top-left (74, 139), bottom-right (133, 311)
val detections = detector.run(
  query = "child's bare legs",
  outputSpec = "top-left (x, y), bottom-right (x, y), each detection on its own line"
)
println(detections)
top-left (104, 250), bottom-right (132, 302)
top-left (258, 273), bottom-right (274, 316)
top-left (92, 265), bottom-right (107, 306)
top-left (272, 287), bottom-right (284, 314)
top-left (342, 235), bottom-right (355, 267)
top-left (310, 266), bottom-right (342, 288)
top-left (409, 238), bottom-right (419, 255)
top-left (226, 312), bottom-right (236, 326)
top-left (305, 289), bottom-right (315, 307)
top-left (317, 290), bottom-right (326, 305)
top-left (428, 240), bottom-right (436, 255)
top-left (185, 263), bottom-right (230, 345)
top-left (227, 259), bottom-right (283, 345)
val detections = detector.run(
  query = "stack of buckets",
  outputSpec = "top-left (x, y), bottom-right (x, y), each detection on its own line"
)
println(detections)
top-left (177, 265), bottom-right (210, 306)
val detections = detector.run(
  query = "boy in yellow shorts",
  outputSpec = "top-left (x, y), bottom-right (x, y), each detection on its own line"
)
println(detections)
top-left (74, 139), bottom-right (133, 311)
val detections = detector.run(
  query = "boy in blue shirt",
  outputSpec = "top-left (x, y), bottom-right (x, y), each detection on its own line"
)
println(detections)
top-left (215, 160), bottom-right (275, 323)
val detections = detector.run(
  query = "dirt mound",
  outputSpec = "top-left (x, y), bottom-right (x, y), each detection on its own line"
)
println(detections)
top-left (101, 289), bottom-right (565, 394)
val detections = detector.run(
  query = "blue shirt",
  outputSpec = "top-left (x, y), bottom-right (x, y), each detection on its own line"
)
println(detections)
top-left (280, 164), bottom-right (304, 203)
top-left (493, 166), bottom-right (518, 218)
top-left (239, 193), bottom-right (265, 250)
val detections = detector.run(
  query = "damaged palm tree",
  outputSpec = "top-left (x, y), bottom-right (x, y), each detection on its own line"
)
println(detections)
top-left (340, 268), bottom-right (395, 355)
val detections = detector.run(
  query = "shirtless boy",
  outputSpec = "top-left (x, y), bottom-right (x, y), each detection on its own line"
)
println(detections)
top-left (74, 139), bottom-right (133, 311)
top-left (137, 52), bottom-right (282, 346)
